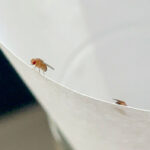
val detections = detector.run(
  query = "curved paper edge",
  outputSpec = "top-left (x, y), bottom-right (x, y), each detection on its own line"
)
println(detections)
top-left (1, 43), bottom-right (150, 150)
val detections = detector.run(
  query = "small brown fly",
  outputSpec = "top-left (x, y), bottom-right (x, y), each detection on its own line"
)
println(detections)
top-left (113, 99), bottom-right (127, 106)
top-left (31, 58), bottom-right (54, 72)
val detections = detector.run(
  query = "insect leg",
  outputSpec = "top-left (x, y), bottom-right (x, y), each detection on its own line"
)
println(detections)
top-left (42, 71), bottom-right (45, 76)
top-left (32, 66), bottom-right (36, 71)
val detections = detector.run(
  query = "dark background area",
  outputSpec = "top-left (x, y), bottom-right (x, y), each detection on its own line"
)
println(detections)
top-left (0, 49), bottom-right (58, 150)
top-left (0, 49), bottom-right (36, 115)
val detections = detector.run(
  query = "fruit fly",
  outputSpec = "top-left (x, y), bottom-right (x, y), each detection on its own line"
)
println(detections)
top-left (113, 99), bottom-right (127, 106)
top-left (31, 58), bottom-right (54, 72)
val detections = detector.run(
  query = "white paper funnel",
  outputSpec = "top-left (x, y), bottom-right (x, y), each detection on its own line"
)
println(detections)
top-left (0, 0), bottom-right (150, 150)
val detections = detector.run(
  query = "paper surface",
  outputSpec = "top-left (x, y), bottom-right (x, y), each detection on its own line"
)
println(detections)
top-left (0, 0), bottom-right (150, 149)
top-left (0, 0), bottom-right (150, 109)
top-left (1, 43), bottom-right (150, 150)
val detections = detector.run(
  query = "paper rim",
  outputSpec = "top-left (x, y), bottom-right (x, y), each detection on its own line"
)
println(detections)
top-left (0, 41), bottom-right (150, 113)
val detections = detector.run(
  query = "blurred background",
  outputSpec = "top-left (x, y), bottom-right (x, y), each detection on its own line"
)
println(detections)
top-left (0, 50), bottom-right (59, 150)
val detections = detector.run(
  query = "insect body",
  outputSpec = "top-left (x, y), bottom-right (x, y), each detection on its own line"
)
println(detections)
top-left (113, 99), bottom-right (127, 106)
top-left (31, 58), bottom-right (54, 72)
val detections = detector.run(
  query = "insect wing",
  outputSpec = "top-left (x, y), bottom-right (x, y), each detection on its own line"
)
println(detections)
top-left (46, 63), bottom-right (55, 70)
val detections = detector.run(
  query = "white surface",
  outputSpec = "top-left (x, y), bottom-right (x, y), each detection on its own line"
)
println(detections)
top-left (62, 23), bottom-right (150, 109)
top-left (0, 0), bottom-right (150, 149)
top-left (0, 0), bottom-right (150, 109)
top-left (0, 0), bottom-right (89, 80)
top-left (1, 43), bottom-right (150, 150)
